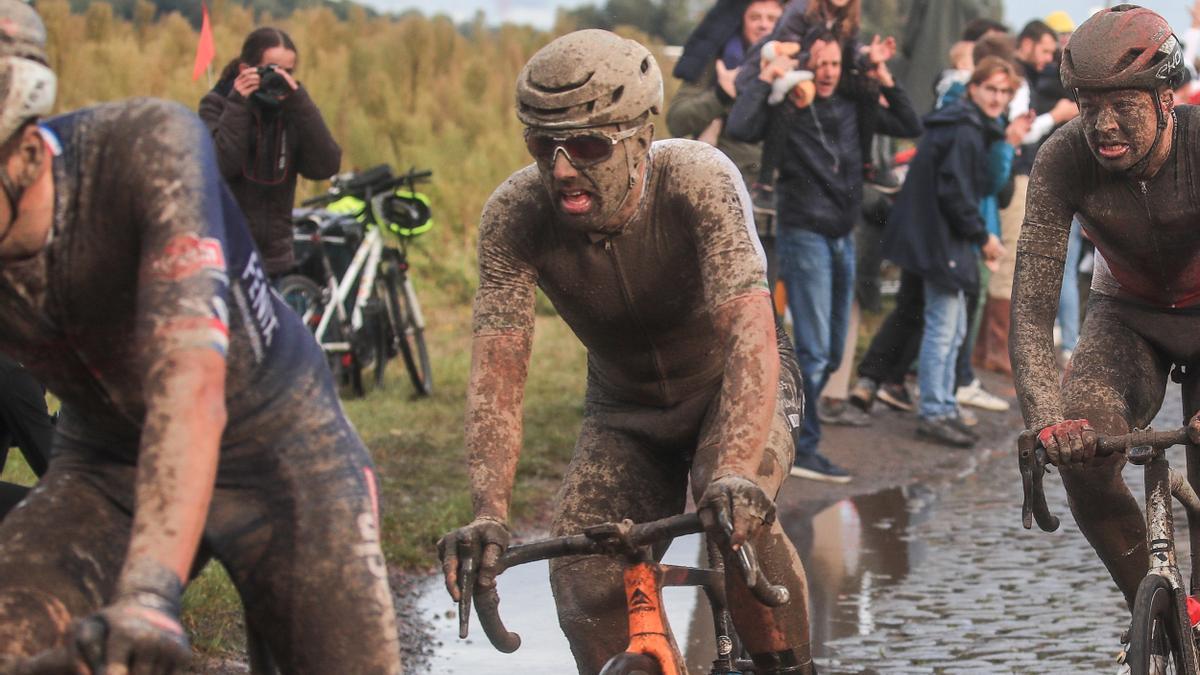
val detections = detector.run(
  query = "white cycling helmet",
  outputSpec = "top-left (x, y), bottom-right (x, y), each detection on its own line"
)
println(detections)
top-left (0, 0), bottom-right (55, 144)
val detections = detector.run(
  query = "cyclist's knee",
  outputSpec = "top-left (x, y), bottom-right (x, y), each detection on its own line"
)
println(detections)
top-left (0, 588), bottom-right (72, 656)
top-left (549, 556), bottom-right (625, 635)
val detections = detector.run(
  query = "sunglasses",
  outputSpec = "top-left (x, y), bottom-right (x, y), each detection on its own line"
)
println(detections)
top-left (524, 125), bottom-right (646, 167)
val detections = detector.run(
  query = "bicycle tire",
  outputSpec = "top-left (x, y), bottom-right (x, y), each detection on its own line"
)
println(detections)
top-left (597, 652), bottom-right (664, 675)
top-left (277, 274), bottom-right (323, 330)
top-left (1128, 574), bottom-right (1189, 675)
top-left (381, 268), bottom-right (432, 396)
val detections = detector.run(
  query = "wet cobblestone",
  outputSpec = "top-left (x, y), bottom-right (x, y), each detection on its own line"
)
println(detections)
top-left (815, 387), bottom-right (1189, 674)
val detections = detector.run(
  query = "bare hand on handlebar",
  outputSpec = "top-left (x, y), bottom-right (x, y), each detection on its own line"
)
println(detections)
top-left (697, 474), bottom-right (776, 550)
top-left (1037, 418), bottom-right (1097, 467)
top-left (437, 516), bottom-right (511, 638)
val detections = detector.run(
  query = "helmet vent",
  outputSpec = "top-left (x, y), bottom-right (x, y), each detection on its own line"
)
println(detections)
top-left (611, 85), bottom-right (624, 104)
top-left (640, 57), bottom-right (651, 74)
top-left (1115, 49), bottom-right (1142, 72)
top-left (529, 71), bottom-right (593, 94)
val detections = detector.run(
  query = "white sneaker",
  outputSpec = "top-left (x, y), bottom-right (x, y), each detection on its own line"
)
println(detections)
top-left (955, 378), bottom-right (1010, 412)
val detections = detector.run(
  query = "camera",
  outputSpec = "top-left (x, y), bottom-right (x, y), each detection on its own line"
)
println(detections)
top-left (251, 64), bottom-right (291, 108)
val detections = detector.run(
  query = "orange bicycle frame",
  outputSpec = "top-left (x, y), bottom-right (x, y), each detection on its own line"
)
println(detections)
top-left (621, 560), bottom-right (686, 674)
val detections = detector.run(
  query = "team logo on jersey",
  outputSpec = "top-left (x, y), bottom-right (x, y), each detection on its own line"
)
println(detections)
top-left (151, 234), bottom-right (226, 281)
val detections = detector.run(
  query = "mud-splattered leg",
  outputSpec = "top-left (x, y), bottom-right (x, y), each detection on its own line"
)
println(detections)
top-left (208, 382), bottom-right (401, 675)
top-left (0, 451), bottom-right (131, 657)
top-left (692, 370), bottom-right (813, 674)
top-left (1059, 300), bottom-right (1168, 610)
top-left (548, 408), bottom-right (690, 675)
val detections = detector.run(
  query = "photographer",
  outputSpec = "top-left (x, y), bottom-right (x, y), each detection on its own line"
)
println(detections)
top-left (199, 27), bottom-right (341, 279)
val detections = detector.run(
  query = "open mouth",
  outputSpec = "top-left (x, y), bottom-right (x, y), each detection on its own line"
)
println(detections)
top-left (560, 189), bottom-right (594, 215)
top-left (1097, 142), bottom-right (1129, 160)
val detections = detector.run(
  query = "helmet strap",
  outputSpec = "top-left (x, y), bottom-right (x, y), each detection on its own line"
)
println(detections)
top-left (1127, 90), bottom-right (1174, 178)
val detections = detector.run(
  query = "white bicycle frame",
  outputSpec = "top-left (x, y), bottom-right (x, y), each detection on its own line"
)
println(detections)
top-left (297, 191), bottom-right (393, 355)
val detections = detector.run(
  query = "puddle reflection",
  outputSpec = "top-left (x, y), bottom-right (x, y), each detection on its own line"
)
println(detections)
top-left (784, 485), bottom-right (935, 656)
top-left (415, 485), bottom-right (934, 673)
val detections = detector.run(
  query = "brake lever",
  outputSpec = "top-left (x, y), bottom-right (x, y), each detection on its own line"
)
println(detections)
top-left (458, 554), bottom-right (477, 639)
top-left (1018, 430), bottom-right (1060, 532)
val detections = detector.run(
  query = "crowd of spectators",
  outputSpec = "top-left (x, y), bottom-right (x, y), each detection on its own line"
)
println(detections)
top-left (665, 0), bottom-right (1164, 480)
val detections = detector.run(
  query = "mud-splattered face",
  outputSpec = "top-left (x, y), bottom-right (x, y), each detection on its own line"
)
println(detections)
top-left (1077, 88), bottom-right (1165, 173)
top-left (527, 122), bottom-right (652, 235)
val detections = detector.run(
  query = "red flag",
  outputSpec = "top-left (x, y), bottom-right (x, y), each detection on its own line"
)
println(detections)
top-left (192, 2), bottom-right (215, 81)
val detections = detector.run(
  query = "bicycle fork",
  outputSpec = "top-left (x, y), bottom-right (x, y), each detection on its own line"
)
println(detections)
top-left (1143, 452), bottom-right (1200, 671)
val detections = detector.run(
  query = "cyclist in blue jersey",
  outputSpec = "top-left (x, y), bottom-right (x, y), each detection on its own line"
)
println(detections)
top-left (0, 2), bottom-right (401, 672)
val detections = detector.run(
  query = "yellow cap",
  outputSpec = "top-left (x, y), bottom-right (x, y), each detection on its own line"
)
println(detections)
top-left (1045, 10), bottom-right (1075, 34)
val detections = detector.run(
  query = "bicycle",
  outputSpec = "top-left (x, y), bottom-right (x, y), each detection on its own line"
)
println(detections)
top-left (1020, 425), bottom-right (1200, 675)
top-left (280, 164), bottom-right (433, 398)
top-left (458, 512), bottom-right (790, 674)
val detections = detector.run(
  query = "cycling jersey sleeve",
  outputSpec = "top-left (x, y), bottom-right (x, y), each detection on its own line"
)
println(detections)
top-left (1012, 124), bottom-right (1085, 431)
top-left (472, 170), bottom-right (541, 338)
top-left (1019, 124), bottom-right (1084, 264)
top-left (669, 143), bottom-right (770, 308)
top-left (131, 103), bottom-right (234, 368)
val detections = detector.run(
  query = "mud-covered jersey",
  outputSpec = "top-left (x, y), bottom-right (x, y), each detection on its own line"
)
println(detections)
top-left (0, 98), bottom-right (315, 450)
top-left (474, 139), bottom-right (769, 406)
top-left (1020, 106), bottom-right (1200, 308)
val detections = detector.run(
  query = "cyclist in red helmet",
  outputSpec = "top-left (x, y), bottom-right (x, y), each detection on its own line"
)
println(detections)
top-left (1011, 3), bottom-right (1200, 620)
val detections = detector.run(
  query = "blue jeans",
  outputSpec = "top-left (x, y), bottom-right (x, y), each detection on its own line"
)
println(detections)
top-left (1057, 217), bottom-right (1083, 352)
top-left (778, 228), bottom-right (855, 460)
top-left (919, 281), bottom-right (967, 419)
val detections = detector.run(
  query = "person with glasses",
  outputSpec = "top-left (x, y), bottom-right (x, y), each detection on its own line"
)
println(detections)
top-left (0, 2), bottom-right (401, 671)
top-left (437, 29), bottom-right (816, 675)
top-left (881, 57), bottom-right (1013, 447)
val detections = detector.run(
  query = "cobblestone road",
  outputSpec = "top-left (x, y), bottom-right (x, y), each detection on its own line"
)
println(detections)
top-left (811, 384), bottom-right (1189, 674)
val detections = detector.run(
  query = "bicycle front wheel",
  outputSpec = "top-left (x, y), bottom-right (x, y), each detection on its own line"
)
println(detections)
top-left (380, 269), bottom-right (431, 396)
top-left (1128, 574), bottom-right (1192, 675)
top-left (277, 274), bottom-right (323, 331)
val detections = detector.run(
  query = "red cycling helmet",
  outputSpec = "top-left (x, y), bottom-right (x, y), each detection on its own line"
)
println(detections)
top-left (1060, 4), bottom-right (1186, 92)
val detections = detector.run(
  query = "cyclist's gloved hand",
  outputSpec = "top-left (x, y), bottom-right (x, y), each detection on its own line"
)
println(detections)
top-left (1038, 418), bottom-right (1097, 466)
top-left (73, 560), bottom-right (190, 675)
top-left (437, 516), bottom-right (511, 602)
top-left (698, 474), bottom-right (776, 550)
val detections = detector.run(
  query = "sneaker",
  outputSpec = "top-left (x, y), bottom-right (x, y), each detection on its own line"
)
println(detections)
top-left (818, 397), bottom-right (871, 427)
top-left (790, 453), bottom-right (852, 483)
top-left (948, 411), bottom-right (980, 440)
top-left (955, 378), bottom-right (1011, 412)
top-left (916, 416), bottom-right (975, 448)
top-left (877, 382), bottom-right (915, 412)
top-left (849, 376), bottom-right (877, 412)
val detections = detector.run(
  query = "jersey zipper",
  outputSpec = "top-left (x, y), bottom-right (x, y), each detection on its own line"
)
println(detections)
top-left (1136, 180), bottom-right (1175, 307)
top-left (602, 238), bottom-right (672, 402)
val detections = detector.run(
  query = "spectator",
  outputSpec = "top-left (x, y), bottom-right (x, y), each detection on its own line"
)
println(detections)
top-left (975, 19), bottom-right (1077, 375)
top-left (199, 27), bottom-right (341, 280)
top-left (882, 57), bottom-right (1014, 447)
top-left (728, 30), bottom-right (921, 481)
top-left (668, 0), bottom-right (783, 289)
top-left (850, 31), bottom-right (1024, 419)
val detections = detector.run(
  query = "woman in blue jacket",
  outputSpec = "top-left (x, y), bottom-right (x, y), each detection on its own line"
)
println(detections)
top-left (883, 57), bottom-right (1012, 447)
